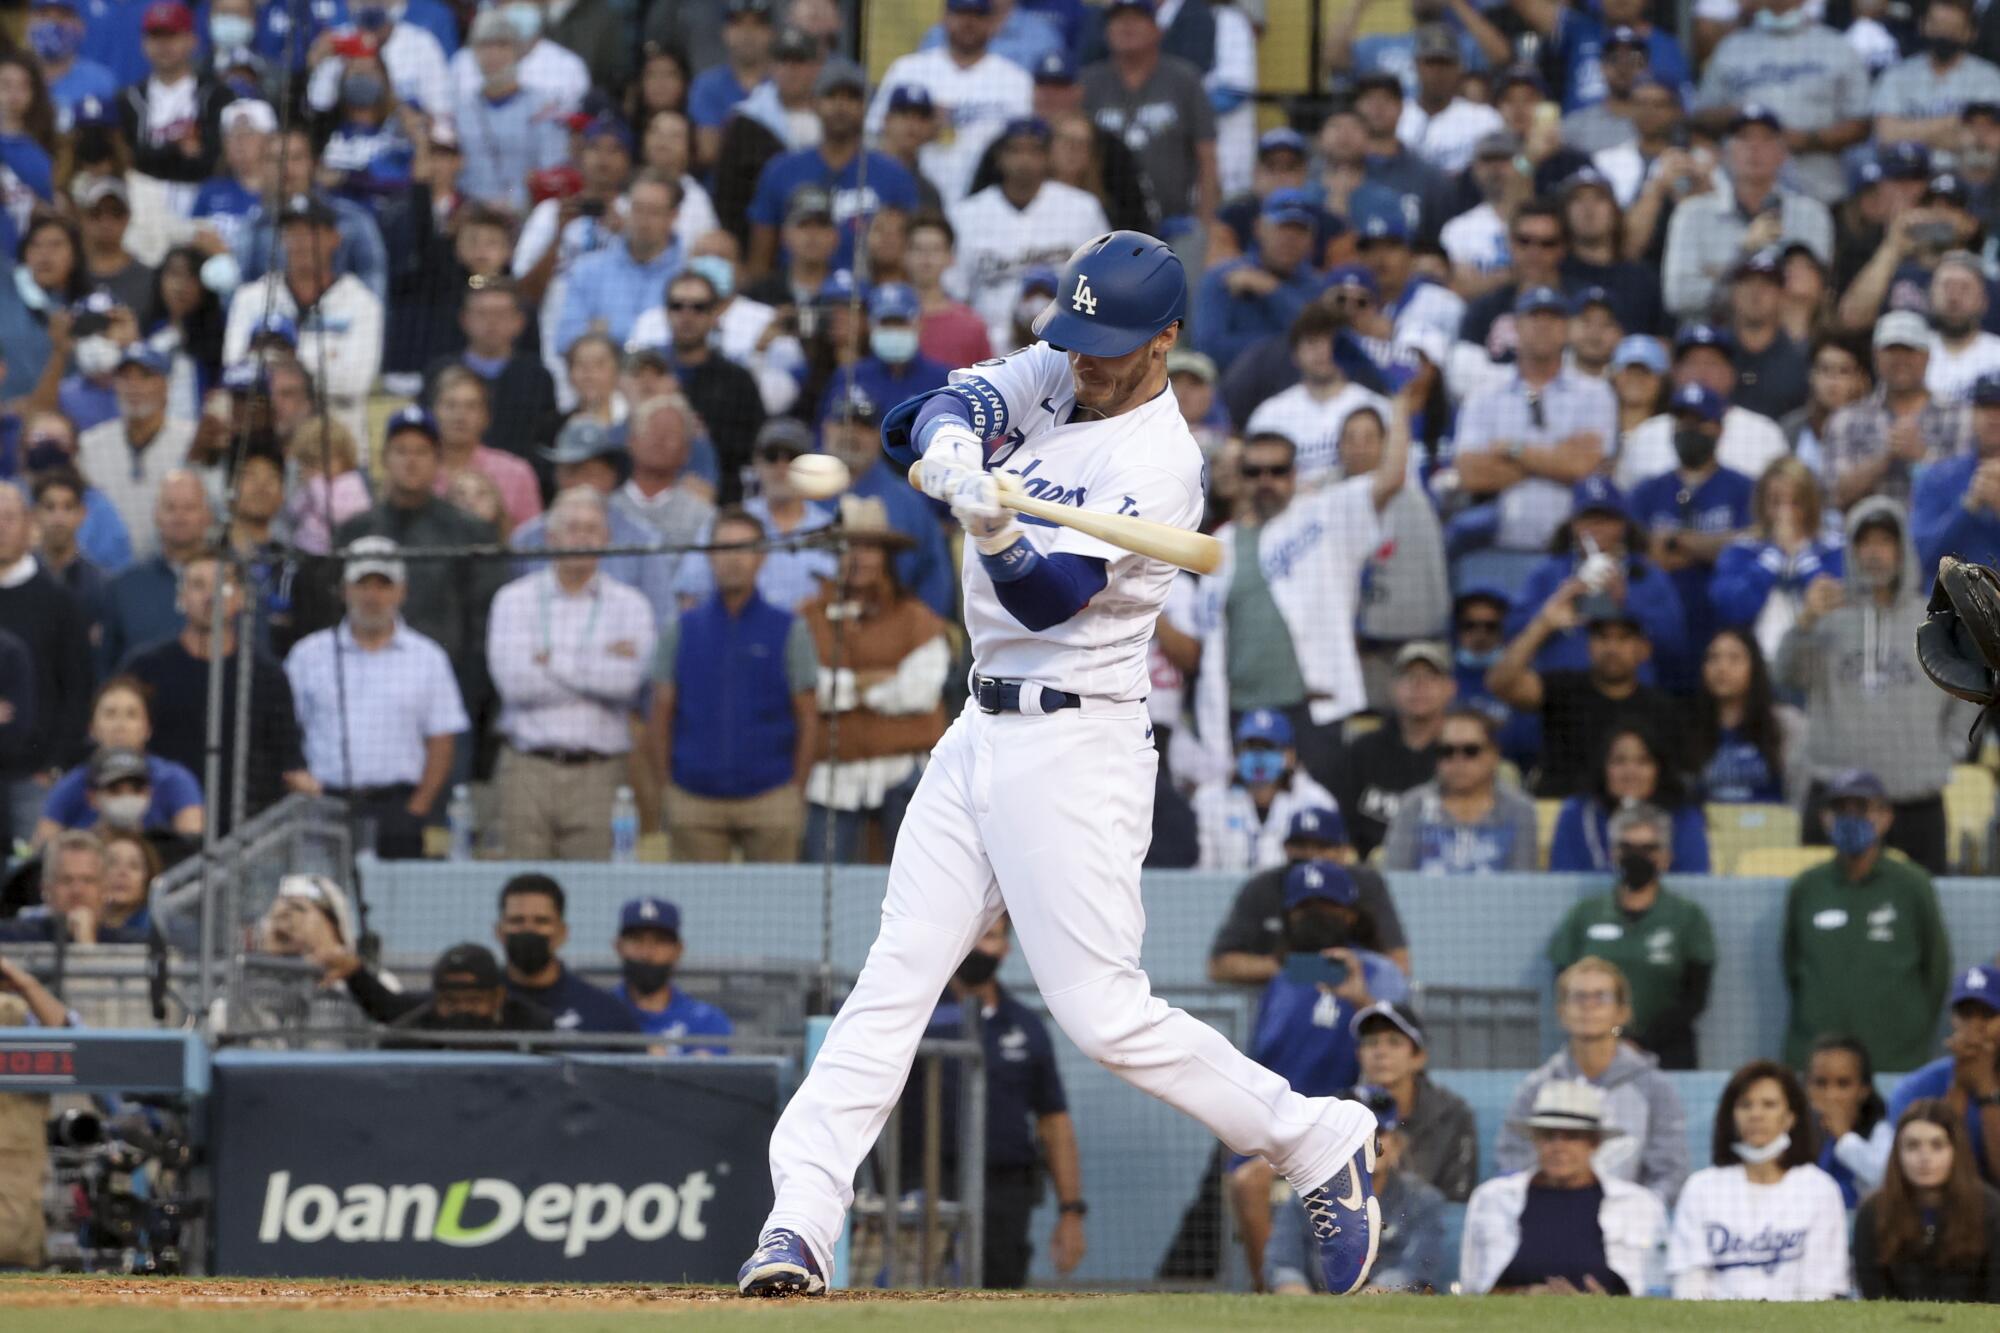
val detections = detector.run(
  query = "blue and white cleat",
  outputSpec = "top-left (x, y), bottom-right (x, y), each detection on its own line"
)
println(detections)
top-left (736, 1228), bottom-right (826, 1297)
top-left (1302, 1135), bottom-right (1381, 1295)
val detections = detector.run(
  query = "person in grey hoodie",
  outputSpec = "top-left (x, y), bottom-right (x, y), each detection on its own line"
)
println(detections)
top-left (1774, 495), bottom-right (1970, 874)
top-left (1495, 956), bottom-right (1689, 1206)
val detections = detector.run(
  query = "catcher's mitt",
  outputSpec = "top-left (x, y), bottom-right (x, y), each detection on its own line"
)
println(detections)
top-left (1918, 556), bottom-right (2000, 735)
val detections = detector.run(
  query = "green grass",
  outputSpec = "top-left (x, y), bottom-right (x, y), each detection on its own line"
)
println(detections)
top-left (1, 1280), bottom-right (1995, 1332)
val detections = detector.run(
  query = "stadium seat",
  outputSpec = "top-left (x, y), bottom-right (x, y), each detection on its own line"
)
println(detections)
top-left (1450, 549), bottom-right (1547, 604)
top-left (1734, 845), bottom-right (1835, 878)
top-left (1533, 799), bottom-right (1560, 870)
top-left (1944, 763), bottom-right (1999, 873)
top-left (1704, 803), bottom-right (1802, 876)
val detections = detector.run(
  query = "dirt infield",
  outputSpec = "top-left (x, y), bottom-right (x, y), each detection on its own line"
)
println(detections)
top-left (0, 1276), bottom-right (1052, 1310)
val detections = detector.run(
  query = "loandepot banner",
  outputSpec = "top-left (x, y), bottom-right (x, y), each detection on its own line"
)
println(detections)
top-left (209, 1053), bottom-right (782, 1281)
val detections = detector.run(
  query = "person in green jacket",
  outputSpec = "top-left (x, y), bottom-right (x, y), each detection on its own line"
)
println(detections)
top-left (1783, 768), bottom-right (1953, 1074)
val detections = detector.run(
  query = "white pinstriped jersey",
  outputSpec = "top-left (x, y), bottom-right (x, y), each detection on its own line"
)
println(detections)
top-left (938, 342), bottom-right (1205, 702)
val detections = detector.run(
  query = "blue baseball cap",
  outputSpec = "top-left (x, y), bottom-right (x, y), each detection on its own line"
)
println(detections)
top-left (868, 281), bottom-right (920, 322)
top-left (542, 415), bottom-right (623, 465)
top-left (1258, 127), bottom-right (1307, 159)
top-left (1571, 474), bottom-right (1629, 520)
top-left (1327, 263), bottom-right (1378, 297)
top-left (1603, 23), bottom-right (1647, 53)
top-left (1351, 1001), bottom-right (1427, 1051)
top-left (1283, 859), bottom-right (1359, 910)
top-left (1569, 284), bottom-right (1616, 317)
top-left (944, 0), bottom-right (993, 12)
top-left (1825, 768), bottom-right (1887, 803)
top-left (1952, 965), bottom-right (2000, 1013)
top-left (1497, 63), bottom-right (1545, 97)
top-left (384, 403), bottom-right (440, 443)
top-left (1608, 332), bottom-right (1672, 374)
top-left (1031, 50), bottom-right (1077, 85)
top-left (618, 896), bottom-right (682, 936)
top-left (1356, 211), bottom-right (1410, 245)
top-left (816, 269), bottom-right (867, 306)
top-left (117, 344), bottom-right (170, 375)
top-left (580, 113), bottom-right (633, 153)
top-left (1235, 708), bottom-right (1293, 747)
top-left (1730, 102), bottom-right (1783, 134)
top-left (1019, 265), bottom-right (1061, 296)
top-left (887, 84), bottom-right (935, 114)
top-left (72, 95), bottom-right (115, 128)
top-left (1973, 372), bottom-right (2000, 407)
top-left (1669, 382), bottom-right (1726, 424)
top-left (998, 115), bottom-right (1051, 146)
top-left (1879, 141), bottom-right (1932, 181)
top-left (1261, 186), bottom-right (1318, 227)
top-left (1674, 321), bottom-right (1734, 360)
top-left (1515, 284), bottom-right (1568, 316)
top-left (1285, 805), bottom-right (1349, 847)
top-left (1733, 247), bottom-right (1783, 283)
top-left (248, 312), bottom-right (299, 347)
top-left (826, 380), bottom-right (879, 424)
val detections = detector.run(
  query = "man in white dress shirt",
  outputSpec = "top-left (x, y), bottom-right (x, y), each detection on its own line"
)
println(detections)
top-left (283, 537), bottom-right (468, 859)
top-left (488, 488), bottom-right (656, 860)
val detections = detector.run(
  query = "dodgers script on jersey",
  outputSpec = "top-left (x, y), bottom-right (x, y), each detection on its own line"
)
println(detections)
top-left (944, 342), bottom-right (1207, 700)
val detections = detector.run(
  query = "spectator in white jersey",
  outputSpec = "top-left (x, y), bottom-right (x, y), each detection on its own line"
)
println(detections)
top-left (1190, 709), bottom-right (1339, 873)
top-left (1242, 301), bottom-right (1391, 490)
top-left (1195, 368), bottom-right (1420, 790)
top-left (1924, 253), bottom-right (2000, 405)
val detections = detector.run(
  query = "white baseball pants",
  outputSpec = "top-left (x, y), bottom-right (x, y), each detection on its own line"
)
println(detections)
top-left (760, 701), bottom-right (1373, 1274)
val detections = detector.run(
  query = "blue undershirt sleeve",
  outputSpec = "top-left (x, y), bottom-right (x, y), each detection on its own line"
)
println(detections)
top-left (979, 546), bottom-right (1109, 631)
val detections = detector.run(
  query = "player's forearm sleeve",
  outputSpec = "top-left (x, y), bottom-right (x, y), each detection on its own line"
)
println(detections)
top-left (981, 548), bottom-right (1109, 632)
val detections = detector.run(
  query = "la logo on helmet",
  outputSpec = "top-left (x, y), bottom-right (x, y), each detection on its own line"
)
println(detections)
top-left (1071, 273), bottom-right (1097, 316)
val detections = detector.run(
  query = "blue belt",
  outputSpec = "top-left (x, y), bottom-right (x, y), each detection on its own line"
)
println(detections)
top-left (974, 676), bottom-right (1082, 715)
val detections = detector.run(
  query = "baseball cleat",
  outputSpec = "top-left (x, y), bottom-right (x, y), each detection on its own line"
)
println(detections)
top-left (1301, 1135), bottom-right (1381, 1295)
top-left (737, 1228), bottom-right (826, 1297)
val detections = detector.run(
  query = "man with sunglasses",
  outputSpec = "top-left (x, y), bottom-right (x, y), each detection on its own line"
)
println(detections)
top-left (657, 269), bottom-right (767, 501)
top-left (1546, 802), bottom-right (1715, 1070)
top-left (1451, 198), bottom-right (1570, 399)
top-left (1380, 706), bottom-right (1537, 874)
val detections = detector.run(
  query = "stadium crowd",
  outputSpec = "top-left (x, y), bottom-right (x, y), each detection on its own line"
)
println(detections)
top-left (7, 0), bottom-right (2000, 1301)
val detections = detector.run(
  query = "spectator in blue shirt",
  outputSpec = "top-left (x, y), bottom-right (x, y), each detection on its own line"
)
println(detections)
top-left (1549, 722), bottom-right (1711, 874)
top-left (612, 895), bottom-right (733, 1053)
top-left (745, 63), bottom-right (918, 277)
top-left (1505, 476), bottom-right (1690, 686)
top-left (492, 873), bottom-right (641, 1034)
top-left (97, 469), bottom-right (208, 673)
top-left (1886, 966), bottom-right (2000, 1189)
top-left (1689, 627), bottom-right (1799, 805)
top-left (1193, 187), bottom-right (1329, 372)
top-left (232, 125), bottom-right (390, 304)
top-left (1914, 370), bottom-right (2000, 585)
top-left (30, 0), bottom-right (118, 123)
top-left (37, 740), bottom-right (200, 842)
top-left (688, 0), bottom-right (774, 169)
top-left (1708, 457), bottom-right (1843, 664)
top-left (817, 282), bottom-right (950, 426)
top-left (648, 507), bottom-right (820, 862)
top-left (1546, 0), bottom-right (1692, 112)
top-left (1628, 384), bottom-right (1754, 665)
top-left (1232, 858), bottom-right (1408, 1287)
top-left (818, 386), bottom-right (956, 621)
top-left (554, 170), bottom-right (685, 355)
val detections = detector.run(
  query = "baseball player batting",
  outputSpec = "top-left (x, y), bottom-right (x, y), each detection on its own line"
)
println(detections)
top-left (737, 231), bottom-right (1380, 1297)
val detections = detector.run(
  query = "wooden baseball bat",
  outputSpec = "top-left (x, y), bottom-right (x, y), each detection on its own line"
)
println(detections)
top-left (908, 461), bottom-right (1223, 576)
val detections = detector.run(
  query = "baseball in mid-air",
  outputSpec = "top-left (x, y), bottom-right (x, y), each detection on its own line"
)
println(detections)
top-left (788, 453), bottom-right (851, 500)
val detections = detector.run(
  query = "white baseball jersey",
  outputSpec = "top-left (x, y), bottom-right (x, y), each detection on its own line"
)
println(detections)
top-left (939, 342), bottom-right (1206, 701)
top-left (949, 183), bottom-right (1109, 354)
top-left (1190, 771), bottom-right (1339, 871)
top-left (1928, 331), bottom-right (2000, 405)
top-left (1397, 97), bottom-right (1506, 175)
top-left (1194, 476), bottom-right (1382, 765)
top-left (1440, 203), bottom-right (1510, 278)
top-left (866, 50), bottom-right (1033, 207)
top-left (1243, 382), bottom-right (1393, 490)
top-left (1667, 1163), bottom-right (1850, 1300)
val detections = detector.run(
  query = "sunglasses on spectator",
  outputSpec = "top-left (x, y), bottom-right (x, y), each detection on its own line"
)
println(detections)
top-left (1512, 233), bottom-right (1561, 249)
top-left (1239, 463), bottom-right (1293, 479)
top-left (1437, 743), bottom-right (1487, 760)
top-left (1616, 841), bottom-right (1661, 857)
top-left (756, 446), bottom-right (801, 464)
top-left (668, 300), bottom-right (714, 314)
top-left (1458, 617), bottom-right (1502, 634)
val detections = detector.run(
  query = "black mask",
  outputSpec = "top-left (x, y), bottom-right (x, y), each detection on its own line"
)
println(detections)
top-left (1673, 427), bottom-right (1717, 471)
top-left (429, 1008), bottom-right (501, 1031)
top-left (1927, 34), bottom-right (1968, 62)
top-left (621, 958), bottom-right (672, 994)
top-left (1285, 910), bottom-right (1349, 955)
top-left (955, 951), bottom-right (1001, 986)
top-left (1616, 850), bottom-right (1658, 890)
top-left (74, 128), bottom-right (115, 164)
top-left (502, 931), bottom-right (554, 975)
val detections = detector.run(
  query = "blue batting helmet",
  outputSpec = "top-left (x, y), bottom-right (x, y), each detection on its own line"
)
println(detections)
top-left (1030, 230), bottom-right (1187, 357)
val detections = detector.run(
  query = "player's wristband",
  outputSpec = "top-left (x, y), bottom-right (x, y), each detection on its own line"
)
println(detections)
top-left (978, 535), bottom-right (1039, 582)
top-left (1059, 1200), bottom-right (1088, 1217)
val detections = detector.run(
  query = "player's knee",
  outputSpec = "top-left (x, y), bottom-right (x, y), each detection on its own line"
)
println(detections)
top-left (1043, 969), bottom-right (1159, 1066)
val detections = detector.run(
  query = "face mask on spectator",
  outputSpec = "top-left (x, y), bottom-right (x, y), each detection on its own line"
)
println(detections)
top-left (686, 255), bottom-right (734, 300)
top-left (431, 1008), bottom-right (498, 1030)
top-left (1672, 427), bottom-right (1716, 471)
top-left (75, 335), bottom-right (121, 379)
top-left (74, 128), bottom-right (116, 166)
top-left (1236, 750), bottom-right (1286, 785)
top-left (1732, 1132), bottom-right (1792, 1164)
top-left (24, 437), bottom-right (68, 473)
top-left (620, 958), bottom-right (672, 993)
top-left (98, 794), bottom-right (149, 829)
top-left (210, 13), bottom-right (254, 48)
top-left (1455, 645), bottom-right (1500, 671)
top-left (342, 72), bottom-right (386, 108)
top-left (955, 951), bottom-right (1000, 986)
top-left (504, 1), bottom-right (541, 40)
top-left (502, 931), bottom-right (553, 974)
top-left (1926, 34), bottom-right (1968, 62)
top-left (870, 327), bottom-right (919, 364)
top-left (1829, 814), bottom-right (1878, 858)
top-left (1616, 850), bottom-right (1655, 890)
top-left (13, 267), bottom-right (49, 313)
top-left (352, 5), bottom-right (392, 33)
top-left (1754, 6), bottom-right (1806, 31)
top-left (28, 20), bottom-right (80, 63)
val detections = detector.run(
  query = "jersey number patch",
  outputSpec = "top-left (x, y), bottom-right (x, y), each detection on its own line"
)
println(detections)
top-left (1071, 273), bottom-right (1097, 316)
